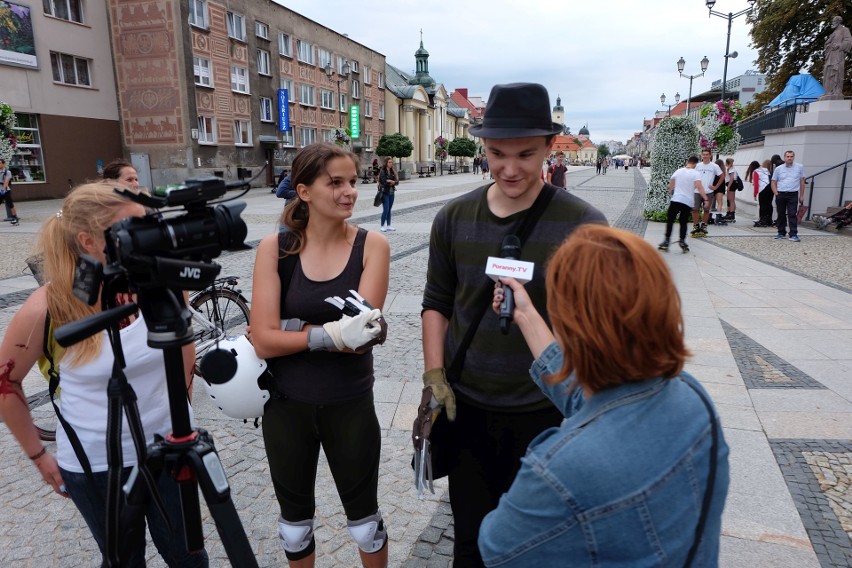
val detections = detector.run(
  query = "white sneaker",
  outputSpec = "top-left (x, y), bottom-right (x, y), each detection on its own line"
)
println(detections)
top-left (386, 226), bottom-right (397, 231)
top-left (380, 226), bottom-right (388, 232)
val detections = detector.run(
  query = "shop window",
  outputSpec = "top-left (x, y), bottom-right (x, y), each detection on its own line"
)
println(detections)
top-left (9, 114), bottom-right (46, 183)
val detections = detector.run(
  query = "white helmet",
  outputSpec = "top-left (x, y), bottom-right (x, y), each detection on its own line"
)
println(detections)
top-left (201, 335), bottom-right (270, 419)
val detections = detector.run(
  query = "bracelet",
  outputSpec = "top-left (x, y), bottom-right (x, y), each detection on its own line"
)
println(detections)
top-left (28, 447), bottom-right (46, 461)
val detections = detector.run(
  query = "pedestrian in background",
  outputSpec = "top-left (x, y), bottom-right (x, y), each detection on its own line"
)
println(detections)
top-left (772, 150), bottom-right (807, 242)
top-left (251, 143), bottom-right (391, 568)
top-left (102, 158), bottom-right (140, 190)
top-left (724, 157), bottom-right (740, 223)
top-left (473, 155), bottom-right (481, 175)
top-left (421, 82), bottom-right (606, 566)
top-left (482, 225), bottom-right (729, 566)
top-left (546, 151), bottom-right (568, 190)
top-left (480, 156), bottom-right (489, 179)
top-left (747, 160), bottom-right (773, 227)
top-left (0, 158), bottom-right (20, 225)
top-left (659, 155), bottom-right (706, 252)
top-left (378, 157), bottom-right (398, 232)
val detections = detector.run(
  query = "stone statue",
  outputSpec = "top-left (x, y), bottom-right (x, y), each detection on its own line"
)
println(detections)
top-left (822, 16), bottom-right (852, 99)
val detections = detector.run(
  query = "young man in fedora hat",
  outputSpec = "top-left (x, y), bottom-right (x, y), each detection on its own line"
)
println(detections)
top-left (420, 82), bottom-right (607, 566)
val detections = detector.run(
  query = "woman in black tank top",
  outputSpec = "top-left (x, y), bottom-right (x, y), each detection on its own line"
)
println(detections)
top-left (250, 143), bottom-right (391, 567)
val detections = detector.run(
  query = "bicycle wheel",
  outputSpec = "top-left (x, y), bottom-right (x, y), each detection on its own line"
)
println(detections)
top-left (190, 289), bottom-right (250, 375)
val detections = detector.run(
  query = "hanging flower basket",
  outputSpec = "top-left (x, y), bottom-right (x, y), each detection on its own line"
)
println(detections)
top-left (434, 136), bottom-right (448, 161)
top-left (333, 127), bottom-right (350, 147)
top-left (0, 101), bottom-right (18, 163)
top-left (698, 99), bottom-right (743, 155)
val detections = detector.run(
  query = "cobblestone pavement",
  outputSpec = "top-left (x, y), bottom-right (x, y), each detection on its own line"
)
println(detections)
top-left (1, 168), bottom-right (851, 566)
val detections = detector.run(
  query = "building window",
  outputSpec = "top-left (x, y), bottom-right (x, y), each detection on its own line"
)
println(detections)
top-left (189, 0), bottom-right (207, 28)
top-left (234, 119), bottom-right (252, 146)
top-left (255, 21), bottom-right (269, 39)
top-left (280, 78), bottom-right (294, 97)
top-left (300, 127), bottom-right (316, 147)
top-left (43, 0), bottom-right (83, 23)
top-left (363, 66), bottom-right (371, 85)
top-left (299, 84), bottom-right (315, 106)
top-left (349, 60), bottom-right (359, 73)
top-left (50, 51), bottom-right (91, 86)
top-left (320, 89), bottom-right (334, 110)
top-left (278, 32), bottom-right (292, 57)
top-left (257, 49), bottom-right (271, 76)
top-left (227, 12), bottom-right (246, 41)
top-left (317, 48), bottom-right (332, 70)
top-left (197, 116), bottom-right (216, 144)
top-left (9, 114), bottom-right (45, 183)
top-left (193, 56), bottom-right (212, 87)
top-left (296, 40), bottom-right (314, 65)
top-left (231, 65), bottom-right (249, 94)
top-left (365, 134), bottom-right (373, 149)
top-left (260, 97), bottom-right (273, 122)
top-left (351, 80), bottom-right (360, 99)
top-left (364, 101), bottom-right (372, 117)
top-left (336, 55), bottom-right (347, 74)
top-left (281, 126), bottom-right (295, 146)
top-left (379, 103), bottom-right (385, 120)
top-left (321, 129), bottom-right (335, 143)
top-left (377, 72), bottom-right (384, 89)
top-left (339, 94), bottom-right (348, 113)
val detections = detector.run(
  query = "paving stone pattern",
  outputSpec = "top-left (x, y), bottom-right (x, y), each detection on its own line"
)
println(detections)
top-left (770, 440), bottom-right (852, 567)
top-left (720, 320), bottom-right (827, 389)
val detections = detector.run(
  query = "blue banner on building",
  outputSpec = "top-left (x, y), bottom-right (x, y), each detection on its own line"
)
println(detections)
top-left (278, 89), bottom-right (289, 132)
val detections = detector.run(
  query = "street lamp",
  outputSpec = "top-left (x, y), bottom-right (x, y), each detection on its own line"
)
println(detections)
top-left (660, 92), bottom-right (681, 116)
top-left (706, 0), bottom-right (756, 104)
top-left (677, 55), bottom-right (710, 117)
top-left (435, 103), bottom-right (445, 175)
top-left (324, 59), bottom-right (351, 128)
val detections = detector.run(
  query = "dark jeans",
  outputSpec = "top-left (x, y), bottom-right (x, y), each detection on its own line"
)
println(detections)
top-left (1, 190), bottom-right (14, 217)
top-left (60, 466), bottom-right (209, 567)
top-left (665, 201), bottom-right (692, 241)
top-left (775, 191), bottom-right (799, 237)
top-left (380, 191), bottom-right (395, 226)
top-left (758, 187), bottom-right (774, 223)
top-left (446, 398), bottom-right (563, 567)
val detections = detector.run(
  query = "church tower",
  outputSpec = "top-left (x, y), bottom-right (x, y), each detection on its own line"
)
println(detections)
top-left (552, 95), bottom-right (564, 125)
top-left (409, 31), bottom-right (435, 90)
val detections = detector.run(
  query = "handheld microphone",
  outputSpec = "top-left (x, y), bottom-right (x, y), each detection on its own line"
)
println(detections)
top-left (498, 235), bottom-right (522, 335)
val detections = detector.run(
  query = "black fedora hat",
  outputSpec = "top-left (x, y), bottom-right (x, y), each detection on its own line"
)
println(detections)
top-left (469, 83), bottom-right (563, 139)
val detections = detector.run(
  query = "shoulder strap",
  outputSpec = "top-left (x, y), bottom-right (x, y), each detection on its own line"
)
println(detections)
top-left (446, 185), bottom-right (558, 383)
top-left (277, 230), bottom-right (299, 305)
top-left (42, 312), bottom-right (100, 489)
top-left (681, 378), bottom-right (719, 568)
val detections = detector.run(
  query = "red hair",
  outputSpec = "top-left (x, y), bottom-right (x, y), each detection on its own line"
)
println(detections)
top-left (545, 225), bottom-right (690, 390)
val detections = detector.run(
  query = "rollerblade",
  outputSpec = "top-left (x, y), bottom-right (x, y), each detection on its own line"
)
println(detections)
top-left (690, 224), bottom-right (701, 238)
top-left (714, 213), bottom-right (727, 226)
top-left (678, 240), bottom-right (689, 253)
top-left (725, 211), bottom-right (736, 223)
top-left (658, 238), bottom-right (670, 252)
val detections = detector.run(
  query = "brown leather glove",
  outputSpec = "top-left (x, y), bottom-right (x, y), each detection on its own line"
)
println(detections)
top-left (423, 368), bottom-right (456, 422)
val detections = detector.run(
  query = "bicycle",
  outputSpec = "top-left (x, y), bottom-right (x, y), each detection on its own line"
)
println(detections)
top-left (32, 276), bottom-right (250, 442)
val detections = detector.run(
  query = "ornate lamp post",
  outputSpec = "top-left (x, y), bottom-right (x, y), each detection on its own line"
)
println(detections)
top-left (324, 60), bottom-right (351, 128)
top-left (660, 92), bottom-right (681, 116)
top-left (705, 0), bottom-right (756, 103)
top-left (677, 56), bottom-right (710, 117)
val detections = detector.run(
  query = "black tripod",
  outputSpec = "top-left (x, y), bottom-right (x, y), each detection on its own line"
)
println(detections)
top-left (56, 284), bottom-right (258, 567)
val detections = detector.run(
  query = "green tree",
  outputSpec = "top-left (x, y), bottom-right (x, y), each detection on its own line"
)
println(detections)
top-left (376, 133), bottom-right (413, 171)
top-left (597, 144), bottom-right (610, 158)
top-left (747, 0), bottom-right (850, 114)
top-left (447, 137), bottom-right (476, 169)
top-left (644, 117), bottom-right (699, 221)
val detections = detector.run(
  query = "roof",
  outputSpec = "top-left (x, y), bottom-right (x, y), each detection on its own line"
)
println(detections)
top-left (450, 90), bottom-right (482, 119)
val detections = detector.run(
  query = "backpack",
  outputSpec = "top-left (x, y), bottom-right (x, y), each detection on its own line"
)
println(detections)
top-left (0, 168), bottom-right (11, 194)
top-left (731, 171), bottom-right (744, 192)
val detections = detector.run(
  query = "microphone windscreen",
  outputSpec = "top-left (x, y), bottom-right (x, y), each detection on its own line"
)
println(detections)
top-left (500, 235), bottom-right (521, 259)
top-left (199, 348), bottom-right (238, 385)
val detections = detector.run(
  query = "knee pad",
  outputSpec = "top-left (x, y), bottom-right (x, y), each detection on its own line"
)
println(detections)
top-left (277, 516), bottom-right (315, 560)
top-left (347, 511), bottom-right (388, 554)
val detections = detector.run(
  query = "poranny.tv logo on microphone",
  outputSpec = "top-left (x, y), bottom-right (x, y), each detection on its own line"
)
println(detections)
top-left (485, 257), bottom-right (535, 284)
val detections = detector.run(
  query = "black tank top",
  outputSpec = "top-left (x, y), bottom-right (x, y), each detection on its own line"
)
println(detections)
top-left (267, 227), bottom-right (374, 404)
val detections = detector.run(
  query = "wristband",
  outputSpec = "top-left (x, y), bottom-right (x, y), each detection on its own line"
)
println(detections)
top-left (307, 326), bottom-right (336, 351)
top-left (29, 447), bottom-right (46, 461)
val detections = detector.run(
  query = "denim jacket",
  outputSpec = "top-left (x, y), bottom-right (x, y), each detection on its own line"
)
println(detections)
top-left (479, 342), bottom-right (730, 567)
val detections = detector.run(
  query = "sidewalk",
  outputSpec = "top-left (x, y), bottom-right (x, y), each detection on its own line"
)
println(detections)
top-left (0, 167), bottom-right (849, 566)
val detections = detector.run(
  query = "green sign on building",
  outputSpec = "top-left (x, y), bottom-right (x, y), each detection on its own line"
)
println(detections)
top-left (349, 105), bottom-right (360, 138)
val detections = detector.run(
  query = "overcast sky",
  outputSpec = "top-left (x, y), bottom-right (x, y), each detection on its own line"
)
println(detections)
top-left (276, 0), bottom-right (759, 145)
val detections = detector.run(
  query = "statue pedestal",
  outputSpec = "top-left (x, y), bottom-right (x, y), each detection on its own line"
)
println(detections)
top-left (795, 99), bottom-right (852, 126)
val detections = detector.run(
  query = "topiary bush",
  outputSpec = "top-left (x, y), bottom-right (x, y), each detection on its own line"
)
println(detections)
top-left (644, 116), bottom-right (699, 221)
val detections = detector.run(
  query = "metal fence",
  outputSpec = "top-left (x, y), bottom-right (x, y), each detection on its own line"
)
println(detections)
top-left (738, 104), bottom-right (799, 145)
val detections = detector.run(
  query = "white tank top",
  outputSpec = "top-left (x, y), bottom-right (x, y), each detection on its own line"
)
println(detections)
top-left (56, 315), bottom-right (191, 473)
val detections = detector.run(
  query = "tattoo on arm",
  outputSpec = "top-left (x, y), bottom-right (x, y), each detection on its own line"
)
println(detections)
top-left (0, 359), bottom-right (27, 406)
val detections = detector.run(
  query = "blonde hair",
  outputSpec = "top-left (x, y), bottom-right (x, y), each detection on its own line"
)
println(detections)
top-left (37, 181), bottom-right (138, 364)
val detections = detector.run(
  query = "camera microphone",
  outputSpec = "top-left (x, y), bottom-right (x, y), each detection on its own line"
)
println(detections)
top-left (498, 235), bottom-right (522, 335)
